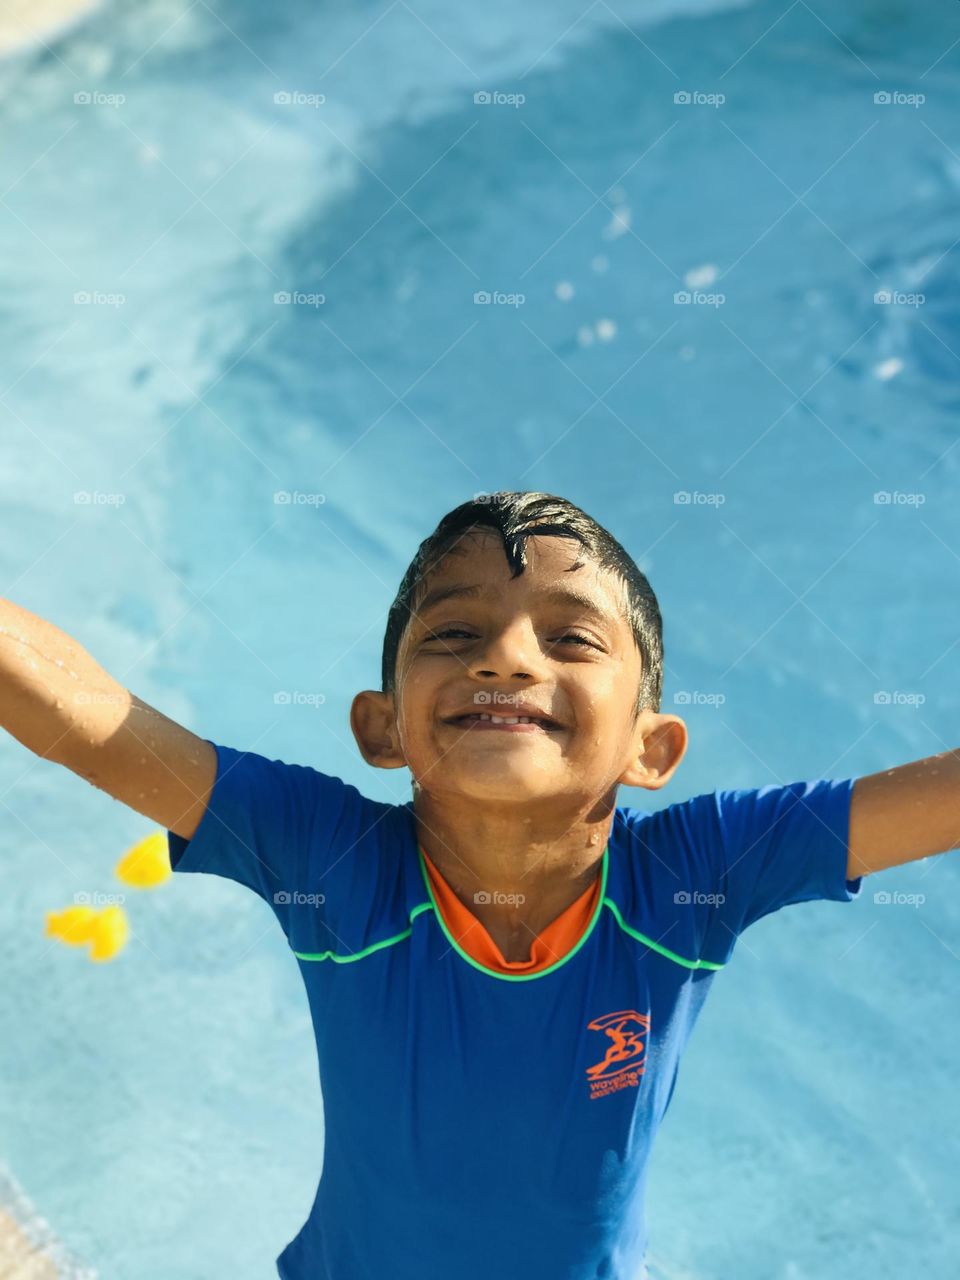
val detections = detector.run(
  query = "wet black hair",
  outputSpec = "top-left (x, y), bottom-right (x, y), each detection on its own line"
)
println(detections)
top-left (381, 491), bottom-right (664, 717)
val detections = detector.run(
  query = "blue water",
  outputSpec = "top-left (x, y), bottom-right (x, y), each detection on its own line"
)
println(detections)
top-left (2, 0), bottom-right (960, 1275)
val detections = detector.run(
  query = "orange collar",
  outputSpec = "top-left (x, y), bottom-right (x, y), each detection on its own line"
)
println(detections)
top-left (419, 846), bottom-right (604, 975)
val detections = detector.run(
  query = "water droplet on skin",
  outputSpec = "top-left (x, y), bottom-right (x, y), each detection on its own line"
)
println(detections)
top-left (139, 757), bottom-right (146, 765)
top-left (55, 699), bottom-right (64, 710)
top-left (151, 788), bottom-right (158, 795)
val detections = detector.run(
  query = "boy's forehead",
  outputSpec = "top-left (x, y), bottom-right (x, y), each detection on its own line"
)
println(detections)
top-left (416, 533), bottom-right (628, 622)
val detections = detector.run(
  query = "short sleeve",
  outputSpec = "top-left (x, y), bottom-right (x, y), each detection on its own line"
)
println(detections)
top-left (698, 777), bottom-right (864, 965)
top-left (167, 740), bottom-right (362, 949)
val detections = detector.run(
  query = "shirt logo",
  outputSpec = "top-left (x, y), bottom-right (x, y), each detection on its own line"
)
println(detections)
top-left (585, 1009), bottom-right (650, 1101)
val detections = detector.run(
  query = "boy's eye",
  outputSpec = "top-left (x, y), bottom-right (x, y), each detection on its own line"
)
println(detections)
top-left (425, 628), bottom-right (595, 648)
top-left (427, 628), bottom-right (475, 641)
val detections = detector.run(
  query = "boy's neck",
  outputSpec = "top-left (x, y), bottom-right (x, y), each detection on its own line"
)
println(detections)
top-left (413, 793), bottom-right (613, 963)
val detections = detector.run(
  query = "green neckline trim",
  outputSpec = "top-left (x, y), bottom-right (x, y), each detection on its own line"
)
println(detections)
top-left (292, 902), bottom-right (433, 962)
top-left (291, 852), bottom-right (724, 974)
top-left (602, 897), bottom-right (725, 970)
top-left (414, 842), bottom-right (608, 982)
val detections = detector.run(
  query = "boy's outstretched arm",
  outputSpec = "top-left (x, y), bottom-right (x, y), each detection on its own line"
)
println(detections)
top-left (0, 596), bottom-right (216, 840)
top-left (848, 751), bottom-right (960, 879)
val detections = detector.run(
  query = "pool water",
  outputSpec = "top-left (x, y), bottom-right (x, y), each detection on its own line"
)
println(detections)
top-left (1, 0), bottom-right (960, 1275)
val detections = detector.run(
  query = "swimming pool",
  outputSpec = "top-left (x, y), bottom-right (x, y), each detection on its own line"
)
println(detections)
top-left (1, 0), bottom-right (959, 1275)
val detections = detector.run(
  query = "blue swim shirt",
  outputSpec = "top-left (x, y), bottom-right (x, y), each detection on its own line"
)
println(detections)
top-left (167, 741), bottom-right (864, 1280)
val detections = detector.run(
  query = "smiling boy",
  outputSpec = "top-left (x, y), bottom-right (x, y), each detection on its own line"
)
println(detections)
top-left (0, 490), bottom-right (953, 1279)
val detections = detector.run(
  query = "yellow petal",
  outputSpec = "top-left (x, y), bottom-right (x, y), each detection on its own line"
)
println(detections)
top-left (45, 905), bottom-right (98, 945)
top-left (114, 831), bottom-right (171, 888)
top-left (87, 905), bottom-right (130, 962)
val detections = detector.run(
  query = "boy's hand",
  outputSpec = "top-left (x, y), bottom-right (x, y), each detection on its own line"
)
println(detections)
top-left (0, 596), bottom-right (216, 841)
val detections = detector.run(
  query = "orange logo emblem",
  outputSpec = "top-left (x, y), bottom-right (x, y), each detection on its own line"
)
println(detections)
top-left (585, 1009), bottom-right (650, 1100)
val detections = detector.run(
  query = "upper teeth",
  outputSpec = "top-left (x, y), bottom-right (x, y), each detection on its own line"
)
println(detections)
top-left (462, 713), bottom-right (548, 726)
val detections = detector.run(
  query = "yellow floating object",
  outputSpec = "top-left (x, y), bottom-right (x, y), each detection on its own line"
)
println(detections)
top-left (114, 831), bottom-right (171, 889)
top-left (45, 902), bottom-right (130, 962)
top-left (45, 905), bottom-right (97, 946)
top-left (87, 904), bottom-right (129, 962)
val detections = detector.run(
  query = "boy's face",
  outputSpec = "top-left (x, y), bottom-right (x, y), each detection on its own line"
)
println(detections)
top-left (353, 529), bottom-right (687, 807)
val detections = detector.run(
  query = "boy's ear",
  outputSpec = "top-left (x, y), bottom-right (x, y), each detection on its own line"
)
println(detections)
top-left (351, 690), bottom-right (407, 770)
top-left (619, 714), bottom-right (688, 791)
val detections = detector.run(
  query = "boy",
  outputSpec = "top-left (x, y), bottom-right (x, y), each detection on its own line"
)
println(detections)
top-left (0, 490), bottom-right (950, 1279)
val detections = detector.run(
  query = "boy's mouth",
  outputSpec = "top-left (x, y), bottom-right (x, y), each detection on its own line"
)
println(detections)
top-left (443, 712), bottom-right (563, 733)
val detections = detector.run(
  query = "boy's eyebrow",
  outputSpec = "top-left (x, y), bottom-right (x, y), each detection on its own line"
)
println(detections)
top-left (416, 582), bottom-right (616, 622)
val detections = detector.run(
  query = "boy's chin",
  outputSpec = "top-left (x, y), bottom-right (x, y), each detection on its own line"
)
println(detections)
top-left (427, 765), bottom-right (570, 803)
